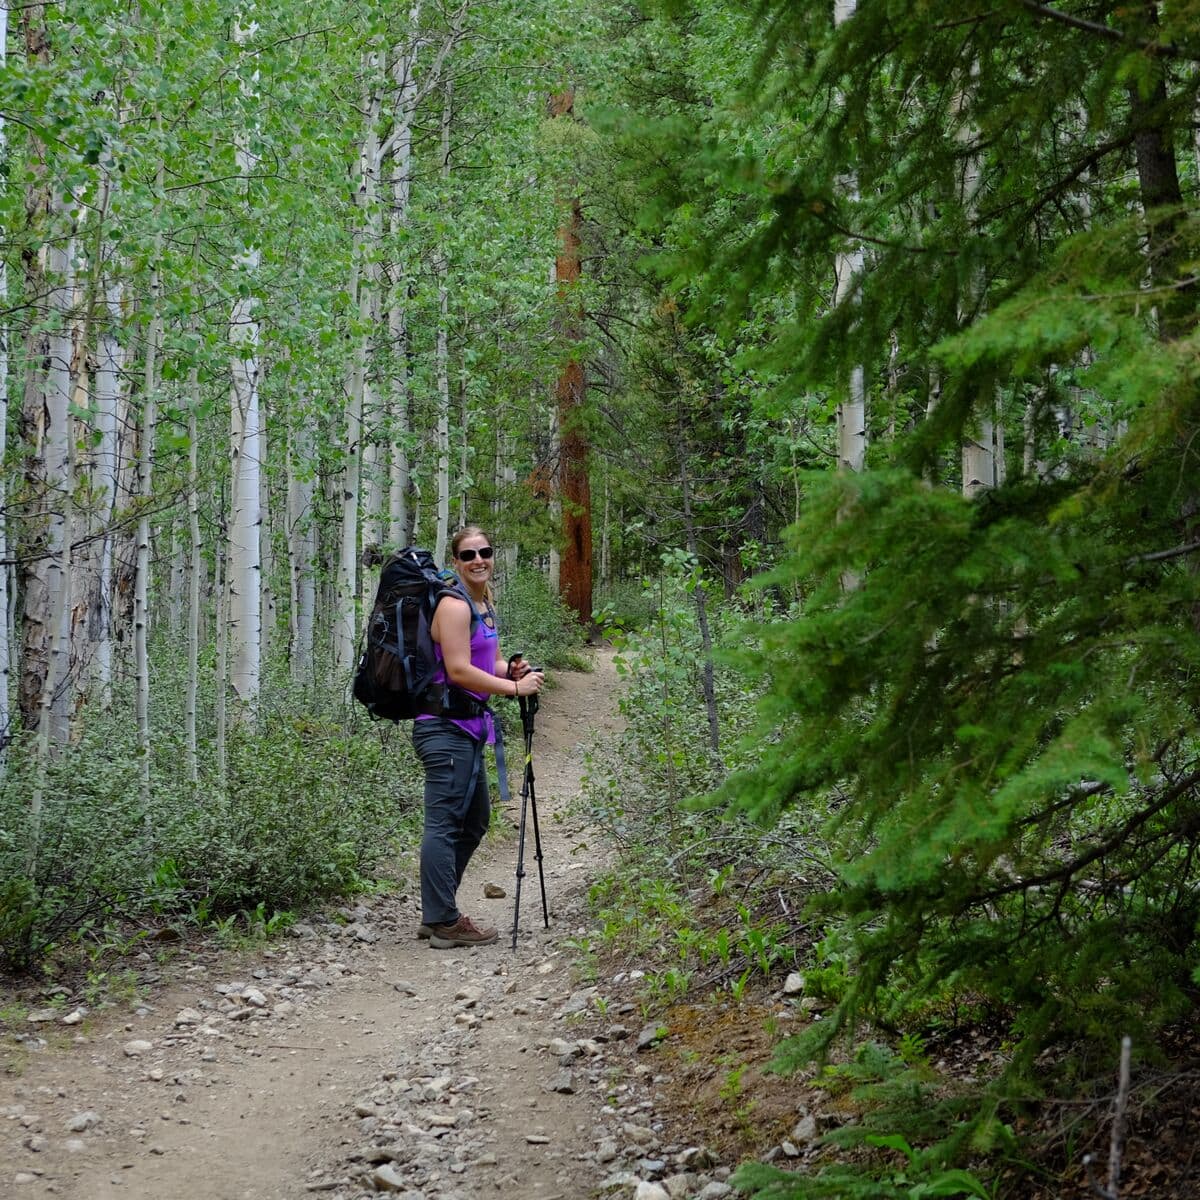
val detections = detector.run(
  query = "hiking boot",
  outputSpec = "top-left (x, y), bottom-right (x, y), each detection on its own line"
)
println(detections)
top-left (428, 914), bottom-right (498, 949)
top-left (416, 924), bottom-right (433, 940)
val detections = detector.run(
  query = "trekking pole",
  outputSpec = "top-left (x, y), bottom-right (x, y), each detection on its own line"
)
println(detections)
top-left (511, 672), bottom-right (549, 950)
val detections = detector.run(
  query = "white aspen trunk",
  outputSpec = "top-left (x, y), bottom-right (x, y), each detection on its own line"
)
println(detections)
top-left (962, 420), bottom-right (995, 496)
top-left (363, 437), bottom-right (384, 556)
top-left (109, 353), bottom-right (139, 671)
top-left (93, 280), bottom-right (122, 707)
top-left (434, 287), bottom-right (450, 564)
top-left (214, 543), bottom-right (228, 784)
top-left (0, 2), bottom-right (10, 764)
top-left (135, 248), bottom-right (162, 787)
top-left (886, 331), bottom-right (900, 441)
top-left (458, 375), bottom-right (469, 529)
top-left (953, 61), bottom-right (995, 501)
top-left (335, 48), bottom-right (383, 676)
top-left (287, 423), bottom-right (317, 681)
top-left (284, 429), bottom-right (314, 686)
top-left (186, 376), bottom-right (201, 784)
top-left (387, 323), bottom-right (411, 548)
top-left (321, 468), bottom-right (339, 641)
top-left (834, 0), bottom-right (866, 479)
top-left (228, 10), bottom-right (262, 712)
top-left (387, 14), bottom-right (421, 550)
top-left (168, 522), bottom-right (185, 636)
top-left (1023, 397), bottom-right (1038, 477)
top-left (29, 222), bottom-right (77, 861)
top-left (183, 208), bottom-right (207, 780)
top-left (229, 284), bottom-right (262, 707)
top-left (45, 234), bottom-right (75, 750)
top-left (495, 428), bottom-right (518, 599)
top-left (359, 116), bottom-right (383, 605)
top-left (259, 417), bottom-right (274, 669)
top-left (433, 78), bottom-right (453, 566)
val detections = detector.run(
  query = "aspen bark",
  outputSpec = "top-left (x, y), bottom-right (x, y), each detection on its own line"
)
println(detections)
top-left (363, 438), bottom-right (384, 560)
top-left (228, 10), bottom-right (263, 712)
top-left (386, 20), bottom-right (420, 550)
top-left (19, 2), bottom-right (54, 734)
top-left (215, 539), bottom-right (228, 784)
top-left (259, 417), bottom-right (274, 669)
top-left (458, 375), bottom-right (469, 529)
top-left (185, 371), bottom-right (202, 784)
top-left (287, 423), bottom-right (317, 681)
top-left (92, 279), bottom-right (123, 708)
top-left (953, 60), bottom-right (995, 500)
top-left (833, 0), bottom-right (866, 481)
top-left (28, 216), bottom-right (77, 864)
top-left (336, 233), bottom-right (364, 675)
top-left (434, 79), bottom-right (453, 565)
top-left (336, 46), bottom-right (383, 675)
top-left (136, 236), bottom-right (162, 787)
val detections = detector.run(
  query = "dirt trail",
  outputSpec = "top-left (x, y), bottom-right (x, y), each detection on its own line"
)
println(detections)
top-left (0, 650), bottom-right (733, 1200)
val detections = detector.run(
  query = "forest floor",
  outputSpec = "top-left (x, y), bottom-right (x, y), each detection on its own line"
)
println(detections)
top-left (0, 649), bottom-right (797, 1200)
top-left (4, 651), bottom-right (1192, 1199)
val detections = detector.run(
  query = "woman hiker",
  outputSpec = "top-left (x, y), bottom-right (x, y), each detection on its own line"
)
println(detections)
top-left (414, 525), bottom-right (544, 949)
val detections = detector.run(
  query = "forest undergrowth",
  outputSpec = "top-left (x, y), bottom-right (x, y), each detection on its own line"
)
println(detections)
top-left (579, 563), bottom-right (1200, 1200)
top-left (0, 569), bottom-right (584, 981)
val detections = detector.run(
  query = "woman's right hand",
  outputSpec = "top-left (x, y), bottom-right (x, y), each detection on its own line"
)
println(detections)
top-left (514, 670), bottom-right (544, 697)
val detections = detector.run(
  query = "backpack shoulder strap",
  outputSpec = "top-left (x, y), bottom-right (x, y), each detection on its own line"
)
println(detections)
top-left (434, 578), bottom-right (481, 631)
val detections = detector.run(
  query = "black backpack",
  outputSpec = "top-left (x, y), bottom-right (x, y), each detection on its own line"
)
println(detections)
top-left (352, 546), bottom-right (488, 723)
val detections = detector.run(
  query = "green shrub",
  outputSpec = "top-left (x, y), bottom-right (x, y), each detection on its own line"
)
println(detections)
top-left (0, 644), bottom-right (423, 974)
top-left (496, 566), bottom-right (589, 670)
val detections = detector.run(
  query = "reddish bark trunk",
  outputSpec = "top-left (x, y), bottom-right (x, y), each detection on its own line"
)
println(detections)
top-left (550, 90), bottom-right (593, 626)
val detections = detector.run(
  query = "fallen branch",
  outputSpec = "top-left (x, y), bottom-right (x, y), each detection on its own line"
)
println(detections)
top-left (1083, 1035), bottom-right (1132, 1200)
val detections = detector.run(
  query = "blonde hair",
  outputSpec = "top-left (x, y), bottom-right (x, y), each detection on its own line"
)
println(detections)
top-left (450, 525), bottom-right (490, 558)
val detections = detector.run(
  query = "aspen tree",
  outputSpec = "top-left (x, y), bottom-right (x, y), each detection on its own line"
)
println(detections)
top-left (18, 1), bottom-right (56, 735)
top-left (185, 359), bottom-right (202, 783)
top-left (92, 273), bottom-right (123, 709)
top-left (433, 77), bottom-right (454, 566)
top-left (26, 218), bottom-right (75, 868)
top-left (259, 419), bottom-right (274, 668)
top-left (286, 422), bottom-right (317, 681)
top-left (335, 44), bottom-right (383, 676)
top-left (382, 5), bottom-right (464, 555)
top-left (135, 169), bottom-right (162, 786)
top-left (228, 8), bottom-right (263, 713)
top-left (386, 12), bottom-right (421, 549)
top-left (833, 0), bottom-right (865, 482)
top-left (954, 61), bottom-right (994, 499)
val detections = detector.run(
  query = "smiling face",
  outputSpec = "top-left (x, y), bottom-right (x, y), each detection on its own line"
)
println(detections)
top-left (453, 532), bottom-right (495, 595)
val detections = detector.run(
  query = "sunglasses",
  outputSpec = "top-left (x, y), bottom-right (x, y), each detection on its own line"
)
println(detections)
top-left (456, 547), bottom-right (494, 562)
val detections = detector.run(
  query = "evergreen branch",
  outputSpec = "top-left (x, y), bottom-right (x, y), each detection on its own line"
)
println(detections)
top-left (979, 768), bottom-right (1200, 903)
top-left (1017, 779), bottom-right (1112, 829)
top-left (1125, 538), bottom-right (1200, 566)
top-left (981, 134), bottom-right (1131, 228)
top-left (1017, 0), bottom-right (1194, 60)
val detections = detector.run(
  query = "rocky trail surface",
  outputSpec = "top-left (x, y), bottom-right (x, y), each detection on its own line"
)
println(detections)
top-left (1, 651), bottom-right (737, 1200)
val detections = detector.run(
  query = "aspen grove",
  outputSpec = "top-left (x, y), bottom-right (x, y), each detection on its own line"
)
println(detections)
top-left (0, 0), bottom-right (581, 965)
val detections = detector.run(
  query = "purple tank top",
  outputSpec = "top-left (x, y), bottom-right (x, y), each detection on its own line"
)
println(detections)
top-left (416, 598), bottom-right (498, 743)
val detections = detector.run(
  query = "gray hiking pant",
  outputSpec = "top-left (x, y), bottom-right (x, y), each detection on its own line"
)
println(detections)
top-left (413, 720), bottom-right (490, 926)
